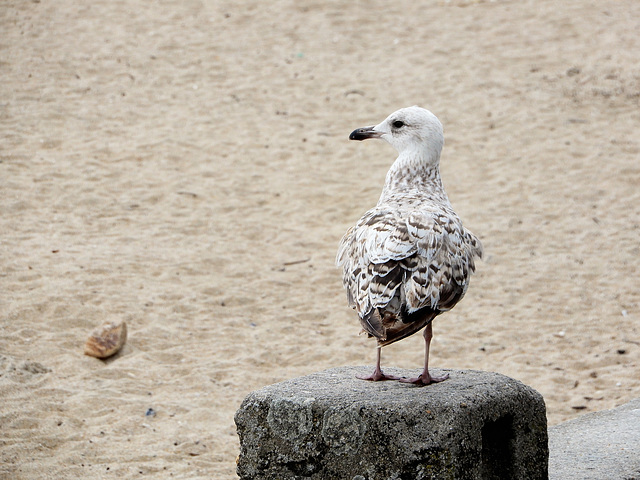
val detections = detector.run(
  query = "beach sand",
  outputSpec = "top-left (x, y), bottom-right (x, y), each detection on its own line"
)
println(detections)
top-left (1, 0), bottom-right (639, 478)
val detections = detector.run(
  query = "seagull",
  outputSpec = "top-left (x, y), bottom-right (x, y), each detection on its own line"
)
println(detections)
top-left (336, 106), bottom-right (483, 385)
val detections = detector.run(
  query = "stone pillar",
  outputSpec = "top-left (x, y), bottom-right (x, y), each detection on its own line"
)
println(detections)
top-left (235, 367), bottom-right (548, 480)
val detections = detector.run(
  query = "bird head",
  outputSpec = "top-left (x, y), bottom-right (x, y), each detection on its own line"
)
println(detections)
top-left (349, 106), bottom-right (444, 161)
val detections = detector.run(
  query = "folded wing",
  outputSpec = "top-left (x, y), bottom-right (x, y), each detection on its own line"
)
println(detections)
top-left (337, 199), bottom-right (482, 344)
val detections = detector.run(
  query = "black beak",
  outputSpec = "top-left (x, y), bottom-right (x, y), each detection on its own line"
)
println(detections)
top-left (349, 126), bottom-right (383, 141)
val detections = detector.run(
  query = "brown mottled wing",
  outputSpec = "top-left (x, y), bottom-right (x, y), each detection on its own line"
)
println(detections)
top-left (403, 207), bottom-right (483, 313)
top-left (337, 197), bottom-right (482, 342)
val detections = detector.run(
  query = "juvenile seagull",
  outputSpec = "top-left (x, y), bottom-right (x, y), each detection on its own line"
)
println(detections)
top-left (337, 106), bottom-right (483, 385)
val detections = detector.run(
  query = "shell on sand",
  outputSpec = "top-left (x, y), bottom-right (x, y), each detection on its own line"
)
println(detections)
top-left (84, 320), bottom-right (127, 359)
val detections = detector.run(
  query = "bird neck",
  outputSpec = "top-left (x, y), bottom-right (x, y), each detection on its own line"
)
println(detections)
top-left (379, 149), bottom-right (449, 203)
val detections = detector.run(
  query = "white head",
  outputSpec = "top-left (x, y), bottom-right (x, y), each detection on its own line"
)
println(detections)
top-left (349, 106), bottom-right (444, 163)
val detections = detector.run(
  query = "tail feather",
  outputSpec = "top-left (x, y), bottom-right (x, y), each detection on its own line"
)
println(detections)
top-left (377, 307), bottom-right (440, 347)
top-left (359, 308), bottom-right (386, 340)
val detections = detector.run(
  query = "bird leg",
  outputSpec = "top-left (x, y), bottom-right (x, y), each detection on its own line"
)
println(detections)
top-left (357, 346), bottom-right (400, 381)
top-left (399, 322), bottom-right (449, 386)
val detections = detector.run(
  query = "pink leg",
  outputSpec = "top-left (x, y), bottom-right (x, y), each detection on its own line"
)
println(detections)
top-left (357, 346), bottom-right (400, 381)
top-left (399, 323), bottom-right (449, 386)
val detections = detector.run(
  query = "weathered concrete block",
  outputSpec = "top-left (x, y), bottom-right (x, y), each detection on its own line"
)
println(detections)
top-left (549, 397), bottom-right (640, 480)
top-left (235, 367), bottom-right (548, 480)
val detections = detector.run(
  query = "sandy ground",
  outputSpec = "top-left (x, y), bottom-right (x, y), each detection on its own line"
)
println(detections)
top-left (1, 0), bottom-right (639, 478)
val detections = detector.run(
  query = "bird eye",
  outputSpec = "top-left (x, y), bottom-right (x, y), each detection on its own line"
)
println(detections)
top-left (392, 120), bottom-right (405, 129)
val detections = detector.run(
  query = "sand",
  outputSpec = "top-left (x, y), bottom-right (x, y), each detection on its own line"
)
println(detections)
top-left (1, 0), bottom-right (639, 478)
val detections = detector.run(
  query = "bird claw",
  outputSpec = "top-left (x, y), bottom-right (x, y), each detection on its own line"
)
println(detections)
top-left (357, 370), bottom-right (401, 382)
top-left (399, 372), bottom-right (449, 386)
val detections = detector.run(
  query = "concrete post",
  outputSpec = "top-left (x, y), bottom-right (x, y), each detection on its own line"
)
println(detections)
top-left (235, 366), bottom-right (548, 480)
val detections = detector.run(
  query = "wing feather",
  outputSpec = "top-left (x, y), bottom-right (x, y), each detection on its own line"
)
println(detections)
top-left (337, 194), bottom-right (483, 340)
